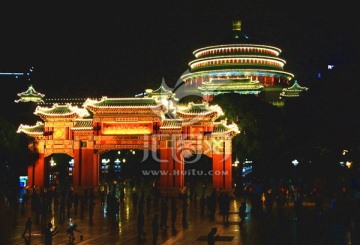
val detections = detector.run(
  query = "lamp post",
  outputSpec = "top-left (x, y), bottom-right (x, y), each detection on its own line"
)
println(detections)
top-left (101, 158), bottom-right (110, 183)
top-left (292, 159), bottom-right (299, 186)
top-left (50, 157), bottom-right (57, 185)
top-left (232, 156), bottom-right (240, 188)
top-left (114, 158), bottom-right (121, 174)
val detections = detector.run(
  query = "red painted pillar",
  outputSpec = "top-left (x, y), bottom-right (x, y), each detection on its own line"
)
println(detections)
top-left (174, 142), bottom-right (184, 189)
top-left (160, 147), bottom-right (171, 187)
top-left (80, 149), bottom-right (97, 187)
top-left (212, 153), bottom-right (223, 189)
top-left (28, 153), bottom-right (46, 187)
top-left (27, 164), bottom-right (34, 188)
top-left (92, 153), bottom-right (100, 187)
top-left (73, 148), bottom-right (81, 186)
top-left (224, 153), bottom-right (232, 190)
top-left (159, 139), bottom-right (184, 190)
top-left (212, 141), bottom-right (232, 190)
top-left (73, 148), bottom-right (98, 188)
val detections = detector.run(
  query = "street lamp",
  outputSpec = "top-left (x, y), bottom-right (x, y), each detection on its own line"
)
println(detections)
top-left (232, 156), bottom-right (241, 192)
top-left (101, 158), bottom-right (110, 182)
top-left (233, 156), bottom-right (240, 167)
top-left (50, 157), bottom-right (57, 184)
top-left (68, 159), bottom-right (74, 176)
top-left (292, 159), bottom-right (299, 185)
top-left (114, 158), bottom-right (121, 173)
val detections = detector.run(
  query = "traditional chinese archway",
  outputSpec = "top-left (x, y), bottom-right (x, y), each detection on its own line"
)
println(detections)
top-left (17, 86), bottom-right (239, 191)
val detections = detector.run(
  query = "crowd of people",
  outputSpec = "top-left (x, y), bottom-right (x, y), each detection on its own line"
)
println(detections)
top-left (1, 176), bottom-right (360, 244)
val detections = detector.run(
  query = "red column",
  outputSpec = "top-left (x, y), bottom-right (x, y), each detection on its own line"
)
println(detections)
top-left (224, 153), bottom-right (232, 190)
top-left (212, 153), bottom-right (223, 189)
top-left (159, 140), bottom-right (184, 190)
top-left (160, 147), bottom-right (172, 188)
top-left (80, 149), bottom-right (97, 187)
top-left (27, 164), bottom-right (34, 187)
top-left (212, 142), bottom-right (232, 190)
top-left (73, 148), bottom-right (99, 188)
top-left (28, 153), bottom-right (47, 187)
top-left (73, 149), bottom-right (81, 186)
top-left (174, 142), bottom-right (184, 189)
top-left (92, 153), bottom-right (100, 187)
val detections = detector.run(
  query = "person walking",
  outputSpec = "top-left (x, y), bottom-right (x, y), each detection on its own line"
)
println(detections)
top-left (222, 192), bottom-right (230, 223)
top-left (59, 195), bottom-right (66, 223)
top-left (89, 201), bottom-right (95, 224)
top-left (66, 224), bottom-right (81, 242)
top-left (200, 194), bottom-right (206, 216)
top-left (182, 195), bottom-right (189, 226)
top-left (239, 201), bottom-right (247, 229)
top-left (152, 214), bottom-right (159, 245)
top-left (171, 198), bottom-right (177, 229)
top-left (137, 211), bottom-right (146, 241)
top-left (22, 217), bottom-right (32, 237)
top-left (73, 192), bottom-right (79, 216)
top-left (160, 199), bottom-right (168, 229)
top-left (44, 223), bottom-right (58, 245)
top-left (80, 194), bottom-right (86, 219)
top-left (207, 227), bottom-right (219, 245)
top-left (146, 194), bottom-right (152, 215)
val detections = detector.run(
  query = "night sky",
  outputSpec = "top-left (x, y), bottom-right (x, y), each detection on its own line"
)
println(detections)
top-left (1, 1), bottom-right (359, 99)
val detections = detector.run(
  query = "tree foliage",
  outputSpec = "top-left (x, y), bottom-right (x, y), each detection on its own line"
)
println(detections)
top-left (210, 63), bottom-right (360, 180)
top-left (0, 117), bottom-right (29, 194)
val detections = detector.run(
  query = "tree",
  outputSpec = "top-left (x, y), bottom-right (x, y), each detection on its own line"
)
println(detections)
top-left (0, 117), bottom-right (29, 198)
top-left (212, 94), bottom-right (288, 180)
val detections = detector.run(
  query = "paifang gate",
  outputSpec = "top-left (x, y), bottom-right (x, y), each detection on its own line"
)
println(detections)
top-left (17, 86), bottom-right (239, 191)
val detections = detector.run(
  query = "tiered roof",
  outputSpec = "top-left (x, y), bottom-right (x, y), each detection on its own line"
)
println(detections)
top-left (34, 103), bottom-right (90, 120)
top-left (145, 85), bottom-right (176, 100)
top-left (17, 121), bottom-right (44, 136)
top-left (176, 102), bottom-right (224, 120)
top-left (15, 85), bottom-right (45, 103)
top-left (17, 86), bottom-right (240, 139)
top-left (212, 120), bottom-right (240, 137)
top-left (198, 78), bottom-right (263, 95)
top-left (280, 81), bottom-right (309, 97)
top-left (159, 119), bottom-right (183, 130)
top-left (83, 97), bottom-right (166, 114)
top-left (71, 119), bottom-right (94, 131)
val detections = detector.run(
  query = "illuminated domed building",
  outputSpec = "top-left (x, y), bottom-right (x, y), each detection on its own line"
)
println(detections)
top-left (181, 20), bottom-right (299, 106)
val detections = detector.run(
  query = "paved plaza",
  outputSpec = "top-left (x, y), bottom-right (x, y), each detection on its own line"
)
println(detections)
top-left (1, 185), bottom-right (357, 245)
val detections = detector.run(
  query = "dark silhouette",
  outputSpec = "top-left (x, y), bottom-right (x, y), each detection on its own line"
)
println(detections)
top-left (146, 194), bottom-right (152, 215)
top-left (208, 191), bottom-right (217, 221)
top-left (152, 214), bottom-right (159, 245)
top-left (221, 192), bottom-right (230, 223)
top-left (44, 223), bottom-right (58, 245)
top-left (73, 192), bottom-right (79, 216)
top-left (207, 227), bottom-right (218, 245)
top-left (22, 233), bottom-right (31, 245)
top-left (200, 194), bottom-right (206, 216)
top-left (171, 198), bottom-right (177, 229)
top-left (66, 193), bottom-right (73, 218)
top-left (59, 195), bottom-right (66, 223)
top-left (160, 199), bottom-right (168, 229)
top-left (89, 201), bottom-right (95, 223)
top-left (138, 191), bottom-right (145, 213)
top-left (66, 224), bottom-right (81, 242)
top-left (22, 217), bottom-right (32, 237)
top-left (137, 211), bottom-right (146, 241)
top-left (239, 201), bottom-right (247, 228)
top-left (80, 194), bottom-right (86, 219)
top-left (132, 190), bottom-right (138, 211)
top-left (182, 195), bottom-right (189, 226)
